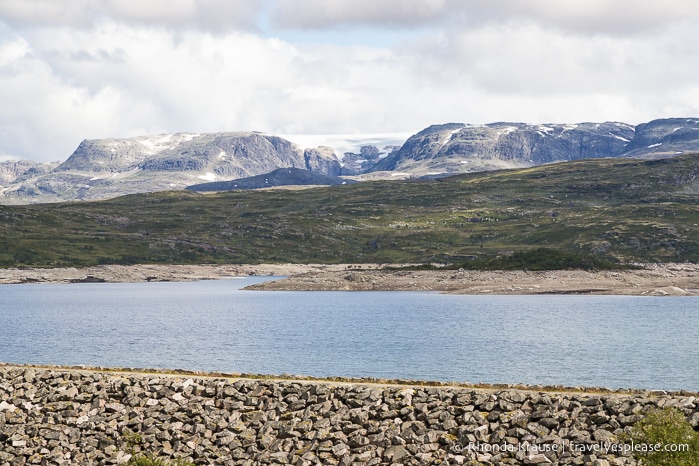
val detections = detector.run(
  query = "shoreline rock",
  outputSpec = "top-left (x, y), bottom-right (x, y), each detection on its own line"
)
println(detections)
top-left (0, 364), bottom-right (697, 465)
top-left (0, 263), bottom-right (697, 296)
top-left (245, 264), bottom-right (699, 296)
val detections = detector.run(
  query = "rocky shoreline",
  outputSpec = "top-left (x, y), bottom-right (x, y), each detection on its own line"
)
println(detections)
top-left (246, 263), bottom-right (699, 296)
top-left (1, 364), bottom-right (698, 465)
top-left (0, 264), bottom-right (304, 285)
top-left (1, 263), bottom-right (698, 295)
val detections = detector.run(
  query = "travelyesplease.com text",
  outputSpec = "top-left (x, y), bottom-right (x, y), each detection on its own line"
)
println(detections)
top-left (451, 440), bottom-right (690, 455)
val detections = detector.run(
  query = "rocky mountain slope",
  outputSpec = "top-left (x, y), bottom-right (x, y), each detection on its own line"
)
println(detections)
top-left (0, 132), bottom-right (342, 204)
top-left (1, 118), bottom-right (698, 203)
top-left (0, 160), bottom-right (59, 185)
top-left (370, 118), bottom-right (699, 175)
top-left (0, 132), bottom-right (395, 203)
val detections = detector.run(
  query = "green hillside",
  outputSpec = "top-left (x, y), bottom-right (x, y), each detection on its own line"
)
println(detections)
top-left (1, 155), bottom-right (698, 267)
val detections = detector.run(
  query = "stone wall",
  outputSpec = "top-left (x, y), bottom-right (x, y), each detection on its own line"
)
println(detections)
top-left (0, 365), bottom-right (697, 465)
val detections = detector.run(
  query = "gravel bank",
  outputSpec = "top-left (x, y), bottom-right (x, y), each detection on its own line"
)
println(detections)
top-left (246, 263), bottom-right (699, 296)
top-left (0, 264), bottom-right (355, 286)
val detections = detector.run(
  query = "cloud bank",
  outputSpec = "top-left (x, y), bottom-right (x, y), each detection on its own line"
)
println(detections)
top-left (0, 0), bottom-right (262, 30)
top-left (1, 0), bottom-right (699, 162)
top-left (272, 0), bottom-right (699, 34)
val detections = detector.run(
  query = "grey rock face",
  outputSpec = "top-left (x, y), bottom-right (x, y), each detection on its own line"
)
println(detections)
top-left (304, 146), bottom-right (343, 176)
top-left (373, 123), bottom-right (466, 172)
top-left (1, 133), bottom-right (314, 204)
top-left (55, 137), bottom-right (158, 173)
top-left (623, 118), bottom-right (699, 157)
top-left (0, 160), bottom-right (57, 186)
top-left (140, 133), bottom-right (307, 177)
top-left (341, 145), bottom-right (398, 175)
top-left (57, 132), bottom-right (307, 177)
top-left (372, 121), bottom-right (637, 173)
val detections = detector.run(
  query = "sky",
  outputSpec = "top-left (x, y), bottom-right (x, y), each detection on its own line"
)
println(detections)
top-left (1, 0), bottom-right (699, 163)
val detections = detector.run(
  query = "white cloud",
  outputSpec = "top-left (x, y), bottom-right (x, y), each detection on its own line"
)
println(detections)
top-left (0, 0), bottom-right (262, 31)
top-left (272, 0), bottom-right (457, 28)
top-left (405, 21), bottom-right (699, 96)
top-left (1, 22), bottom-right (417, 161)
top-left (394, 19), bottom-right (699, 125)
top-left (495, 0), bottom-right (699, 35)
top-left (272, 0), bottom-right (699, 34)
top-left (0, 30), bottom-right (162, 160)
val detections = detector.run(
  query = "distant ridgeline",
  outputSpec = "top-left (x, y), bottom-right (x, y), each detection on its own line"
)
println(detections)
top-left (186, 167), bottom-right (355, 192)
top-left (1, 118), bottom-right (699, 204)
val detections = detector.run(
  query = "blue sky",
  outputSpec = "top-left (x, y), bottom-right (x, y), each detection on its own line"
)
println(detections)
top-left (1, 0), bottom-right (699, 162)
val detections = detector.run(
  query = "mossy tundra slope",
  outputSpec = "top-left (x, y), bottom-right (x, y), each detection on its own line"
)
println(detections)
top-left (1, 155), bottom-right (697, 268)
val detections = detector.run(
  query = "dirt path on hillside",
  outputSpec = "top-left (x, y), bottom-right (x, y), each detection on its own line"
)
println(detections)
top-left (1, 263), bottom-right (697, 295)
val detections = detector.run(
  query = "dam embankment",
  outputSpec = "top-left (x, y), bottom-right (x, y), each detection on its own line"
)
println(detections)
top-left (1, 365), bottom-right (697, 465)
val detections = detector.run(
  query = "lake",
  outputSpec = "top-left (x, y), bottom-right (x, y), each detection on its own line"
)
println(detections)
top-left (0, 278), bottom-right (697, 391)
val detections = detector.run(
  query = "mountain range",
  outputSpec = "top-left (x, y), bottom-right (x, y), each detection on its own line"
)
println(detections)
top-left (1, 118), bottom-right (698, 203)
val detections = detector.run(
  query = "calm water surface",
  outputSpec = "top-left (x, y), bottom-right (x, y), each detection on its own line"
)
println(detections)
top-left (0, 278), bottom-right (697, 391)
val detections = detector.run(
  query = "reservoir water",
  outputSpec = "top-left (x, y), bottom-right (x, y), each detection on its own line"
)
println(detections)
top-left (0, 278), bottom-right (697, 391)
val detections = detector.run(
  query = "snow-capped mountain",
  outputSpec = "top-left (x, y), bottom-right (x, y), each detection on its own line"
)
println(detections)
top-left (1, 118), bottom-right (698, 204)
top-left (0, 132), bottom-right (341, 203)
top-left (371, 118), bottom-right (699, 175)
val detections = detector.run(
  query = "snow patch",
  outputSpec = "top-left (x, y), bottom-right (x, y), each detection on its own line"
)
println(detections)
top-left (390, 172), bottom-right (411, 177)
top-left (218, 151), bottom-right (227, 159)
top-left (614, 122), bottom-right (635, 130)
top-left (110, 167), bottom-right (141, 179)
top-left (198, 172), bottom-right (217, 182)
top-left (609, 132), bottom-right (630, 143)
top-left (440, 127), bottom-right (463, 148)
top-left (648, 143), bottom-right (662, 148)
top-left (281, 133), bottom-right (411, 161)
top-left (137, 133), bottom-right (195, 155)
top-left (138, 139), bottom-right (160, 155)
